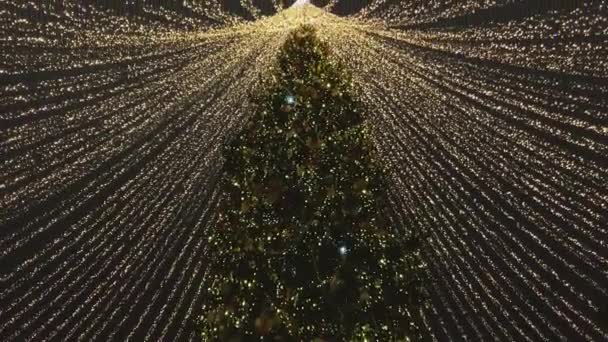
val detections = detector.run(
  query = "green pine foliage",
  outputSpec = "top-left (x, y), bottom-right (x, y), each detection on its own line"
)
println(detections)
top-left (199, 25), bottom-right (427, 341)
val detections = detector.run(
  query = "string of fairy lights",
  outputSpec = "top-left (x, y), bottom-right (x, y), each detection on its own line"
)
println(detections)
top-left (1, 0), bottom-right (607, 341)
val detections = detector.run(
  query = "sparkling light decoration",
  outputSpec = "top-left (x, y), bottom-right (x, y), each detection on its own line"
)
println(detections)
top-left (198, 25), bottom-right (427, 340)
top-left (1, 1), bottom-right (607, 341)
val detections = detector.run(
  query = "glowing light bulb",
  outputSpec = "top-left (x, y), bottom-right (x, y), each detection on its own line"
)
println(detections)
top-left (285, 95), bottom-right (297, 105)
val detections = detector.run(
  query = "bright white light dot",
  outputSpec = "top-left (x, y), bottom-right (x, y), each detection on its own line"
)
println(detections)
top-left (285, 95), bottom-right (296, 105)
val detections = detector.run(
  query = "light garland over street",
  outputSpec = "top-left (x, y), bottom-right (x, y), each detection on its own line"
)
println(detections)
top-left (1, 1), bottom-right (607, 341)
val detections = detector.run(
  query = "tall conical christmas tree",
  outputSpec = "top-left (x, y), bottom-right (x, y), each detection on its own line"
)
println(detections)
top-left (199, 25), bottom-right (427, 341)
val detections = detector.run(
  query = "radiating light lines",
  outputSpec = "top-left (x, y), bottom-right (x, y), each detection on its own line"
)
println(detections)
top-left (1, 1), bottom-right (608, 341)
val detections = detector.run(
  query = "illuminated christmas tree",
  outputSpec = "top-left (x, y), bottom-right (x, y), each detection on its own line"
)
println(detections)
top-left (199, 25), bottom-right (427, 341)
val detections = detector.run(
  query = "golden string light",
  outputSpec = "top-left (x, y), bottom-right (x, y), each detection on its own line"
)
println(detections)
top-left (1, 1), bottom-right (607, 341)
